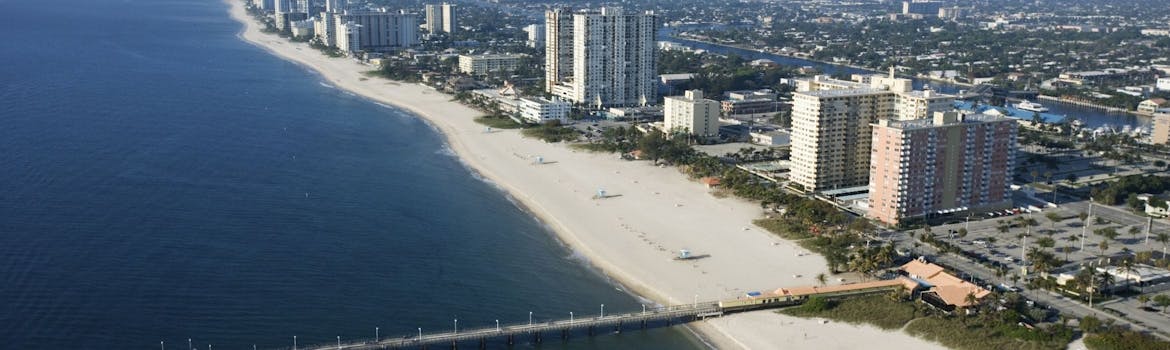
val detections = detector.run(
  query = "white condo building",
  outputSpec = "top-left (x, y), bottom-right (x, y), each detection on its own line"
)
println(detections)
top-left (518, 97), bottom-right (572, 124)
top-left (326, 9), bottom-right (418, 54)
top-left (663, 90), bottom-right (720, 138)
top-left (424, 3), bottom-right (457, 34)
top-left (789, 71), bottom-right (954, 193)
top-left (524, 24), bottom-right (546, 48)
top-left (458, 54), bottom-right (526, 75)
top-left (545, 8), bottom-right (657, 108)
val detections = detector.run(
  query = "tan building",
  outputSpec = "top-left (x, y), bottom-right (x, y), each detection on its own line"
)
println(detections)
top-left (868, 112), bottom-right (1017, 225)
top-left (545, 7), bottom-right (658, 107)
top-left (790, 88), bottom-right (894, 192)
top-left (789, 72), bottom-right (954, 193)
top-left (1152, 113), bottom-right (1170, 144)
top-left (1138, 98), bottom-right (1168, 115)
top-left (457, 54), bottom-right (526, 74)
top-left (664, 90), bottom-right (720, 138)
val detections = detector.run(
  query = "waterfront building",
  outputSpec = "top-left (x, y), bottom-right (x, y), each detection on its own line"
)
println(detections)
top-left (868, 112), bottom-right (1017, 225)
top-left (252, 0), bottom-right (274, 11)
top-left (314, 13), bottom-right (337, 46)
top-left (545, 7), bottom-right (658, 108)
top-left (332, 10), bottom-right (418, 54)
top-left (1139, 98), bottom-right (1169, 115)
top-left (458, 54), bottom-right (527, 75)
top-left (790, 87), bottom-right (894, 192)
top-left (544, 9), bottom-right (574, 94)
top-left (789, 72), bottom-right (954, 192)
top-left (518, 97), bottom-right (572, 124)
top-left (1153, 113), bottom-right (1170, 145)
top-left (663, 90), bottom-right (719, 138)
top-left (335, 20), bottom-right (362, 53)
top-left (1158, 77), bottom-right (1170, 92)
top-left (524, 24), bottom-right (546, 48)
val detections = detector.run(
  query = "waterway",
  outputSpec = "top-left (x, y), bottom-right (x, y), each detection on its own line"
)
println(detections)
top-left (0, 1), bottom-right (701, 349)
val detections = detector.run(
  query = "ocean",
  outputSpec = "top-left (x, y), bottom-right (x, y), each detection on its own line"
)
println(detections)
top-left (0, 1), bottom-right (701, 349)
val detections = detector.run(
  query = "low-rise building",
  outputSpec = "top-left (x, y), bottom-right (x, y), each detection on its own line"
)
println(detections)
top-left (517, 97), bottom-right (571, 124)
top-left (901, 258), bottom-right (990, 311)
top-left (458, 54), bottom-right (527, 75)
top-left (1138, 98), bottom-right (1168, 115)
top-left (722, 89), bottom-right (788, 115)
top-left (663, 90), bottom-right (720, 138)
top-left (1158, 77), bottom-right (1170, 92)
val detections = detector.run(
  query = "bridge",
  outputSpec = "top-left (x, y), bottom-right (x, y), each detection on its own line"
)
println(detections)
top-left (281, 302), bottom-right (723, 350)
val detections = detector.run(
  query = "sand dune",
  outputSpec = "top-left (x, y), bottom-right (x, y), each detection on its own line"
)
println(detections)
top-left (224, 2), bottom-right (945, 349)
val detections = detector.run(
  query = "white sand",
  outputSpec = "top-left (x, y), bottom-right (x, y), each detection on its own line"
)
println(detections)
top-left (224, 2), bottom-right (946, 349)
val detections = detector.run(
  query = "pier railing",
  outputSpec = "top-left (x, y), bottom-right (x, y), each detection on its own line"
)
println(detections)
top-left (278, 302), bottom-right (722, 350)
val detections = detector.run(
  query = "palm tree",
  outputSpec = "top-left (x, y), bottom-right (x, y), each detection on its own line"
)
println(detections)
top-left (1157, 233), bottom-right (1170, 260)
top-left (1119, 258), bottom-right (1136, 290)
top-left (1129, 226), bottom-right (1141, 242)
top-left (1138, 294), bottom-right (1151, 308)
top-left (1098, 240), bottom-right (1109, 258)
top-left (1060, 245), bottom-right (1073, 262)
top-left (816, 273), bottom-right (827, 286)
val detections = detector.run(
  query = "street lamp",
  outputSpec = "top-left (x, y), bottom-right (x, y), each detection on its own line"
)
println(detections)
top-left (375, 327), bottom-right (379, 342)
top-left (161, 341), bottom-right (164, 350)
top-left (496, 319), bottom-right (500, 332)
top-left (570, 312), bottom-right (574, 324)
top-left (418, 328), bottom-right (422, 341)
top-left (293, 336), bottom-right (297, 350)
top-left (529, 311), bottom-right (533, 326)
top-left (454, 319), bottom-right (458, 336)
top-left (336, 335), bottom-right (340, 349)
top-left (600, 304), bottom-right (605, 318)
top-left (188, 339), bottom-right (192, 350)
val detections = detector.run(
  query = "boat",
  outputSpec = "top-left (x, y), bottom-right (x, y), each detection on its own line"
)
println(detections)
top-left (1070, 119), bottom-right (1085, 128)
top-left (1014, 100), bottom-right (1049, 112)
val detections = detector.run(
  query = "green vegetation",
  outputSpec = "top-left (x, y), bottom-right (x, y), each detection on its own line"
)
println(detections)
top-left (472, 115), bottom-right (523, 129)
top-left (1090, 175), bottom-right (1170, 205)
top-left (658, 51), bottom-right (797, 98)
top-left (780, 295), bottom-right (919, 330)
top-left (781, 295), bottom-right (1074, 350)
top-left (520, 121), bottom-right (578, 143)
top-left (1081, 315), bottom-right (1170, 350)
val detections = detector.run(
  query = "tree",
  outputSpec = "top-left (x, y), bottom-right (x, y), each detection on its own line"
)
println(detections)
top-left (1098, 240), bottom-right (1110, 257)
top-left (1036, 236), bottom-right (1056, 252)
top-left (1154, 294), bottom-right (1170, 313)
top-left (816, 273), bottom-right (827, 286)
top-left (1081, 316), bottom-right (1102, 333)
top-left (1128, 226), bottom-right (1140, 242)
top-left (1158, 233), bottom-right (1170, 260)
top-left (1138, 294), bottom-right (1150, 307)
top-left (1045, 212), bottom-right (1062, 227)
top-left (1060, 245), bottom-right (1073, 262)
top-left (957, 228), bottom-right (968, 238)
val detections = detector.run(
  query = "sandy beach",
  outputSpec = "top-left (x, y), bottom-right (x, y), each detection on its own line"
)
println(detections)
top-left (224, 2), bottom-right (946, 349)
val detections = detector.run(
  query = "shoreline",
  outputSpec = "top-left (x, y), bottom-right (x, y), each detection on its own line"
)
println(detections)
top-left (224, 2), bottom-right (947, 349)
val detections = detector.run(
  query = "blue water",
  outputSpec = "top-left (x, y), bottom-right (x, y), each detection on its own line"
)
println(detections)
top-left (0, 1), bottom-right (701, 349)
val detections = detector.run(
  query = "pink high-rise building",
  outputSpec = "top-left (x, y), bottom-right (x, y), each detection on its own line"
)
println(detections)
top-left (868, 112), bottom-right (1017, 225)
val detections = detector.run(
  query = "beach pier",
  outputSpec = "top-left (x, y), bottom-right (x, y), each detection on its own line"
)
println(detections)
top-left (282, 302), bottom-right (721, 350)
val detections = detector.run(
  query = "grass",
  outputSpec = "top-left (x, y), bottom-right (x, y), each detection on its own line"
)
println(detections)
top-left (780, 295), bottom-right (1073, 350)
top-left (521, 124), bottom-right (578, 142)
top-left (473, 115), bottom-right (524, 129)
top-left (779, 295), bottom-right (919, 330)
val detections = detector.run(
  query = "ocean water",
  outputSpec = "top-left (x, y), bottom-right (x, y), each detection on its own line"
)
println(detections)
top-left (0, 1), bottom-right (702, 349)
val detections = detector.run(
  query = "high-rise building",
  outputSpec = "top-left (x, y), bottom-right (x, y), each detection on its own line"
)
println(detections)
top-left (545, 7), bottom-right (657, 108)
top-left (788, 72), bottom-right (954, 193)
top-left (664, 90), bottom-right (720, 137)
top-left (331, 10), bottom-right (418, 54)
top-left (524, 24), bottom-right (545, 48)
top-left (544, 9), bottom-right (574, 92)
top-left (868, 112), bottom-right (1017, 225)
top-left (790, 88), bottom-right (895, 193)
top-left (441, 3), bottom-right (457, 34)
top-left (1152, 113), bottom-right (1170, 144)
top-left (424, 4), bottom-right (443, 33)
top-left (903, 1), bottom-right (942, 15)
top-left (325, 0), bottom-right (346, 13)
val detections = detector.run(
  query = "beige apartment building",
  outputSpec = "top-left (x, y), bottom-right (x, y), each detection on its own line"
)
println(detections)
top-left (1152, 113), bottom-right (1170, 144)
top-left (545, 7), bottom-right (657, 107)
top-left (868, 112), bottom-right (1017, 225)
top-left (789, 72), bottom-right (954, 193)
top-left (663, 90), bottom-right (720, 138)
top-left (457, 54), bottom-right (526, 75)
